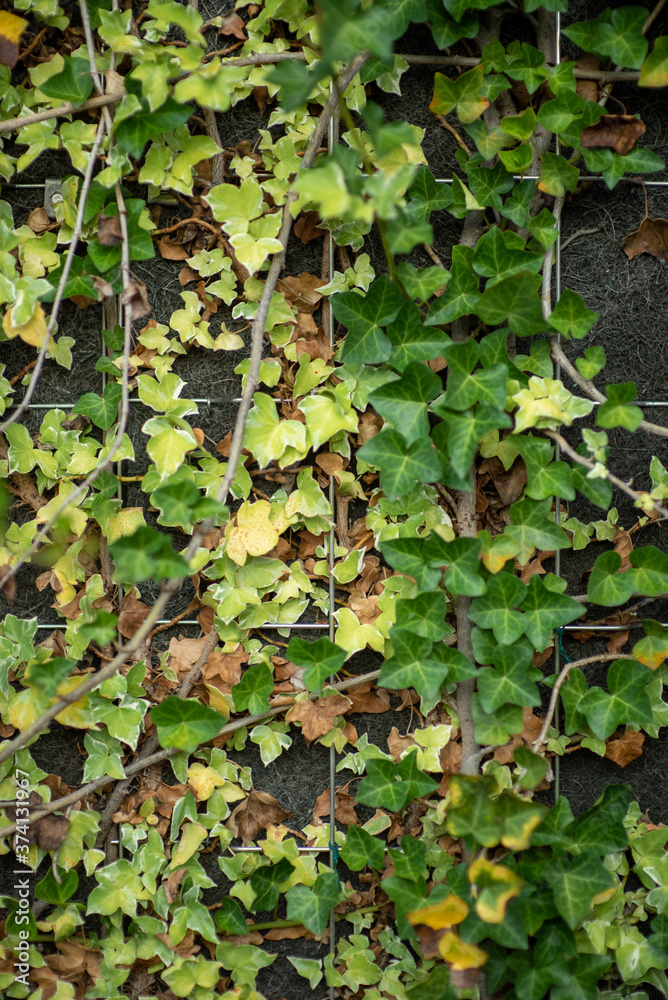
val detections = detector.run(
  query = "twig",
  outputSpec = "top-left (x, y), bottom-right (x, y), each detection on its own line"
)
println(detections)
top-left (435, 115), bottom-right (472, 156)
top-left (0, 115), bottom-right (107, 437)
top-left (541, 197), bottom-right (564, 319)
top-left (0, 53), bottom-right (368, 772)
top-left (559, 222), bottom-right (604, 252)
top-left (532, 653), bottom-right (637, 751)
top-left (423, 244), bottom-right (446, 269)
top-left (0, 93), bottom-right (122, 135)
top-left (0, 666), bottom-right (384, 840)
top-left (9, 360), bottom-right (37, 386)
top-left (643, 0), bottom-right (668, 35)
top-left (95, 629), bottom-right (219, 847)
top-left (544, 430), bottom-right (668, 519)
top-left (549, 337), bottom-right (668, 440)
top-left (80, 0), bottom-right (105, 96)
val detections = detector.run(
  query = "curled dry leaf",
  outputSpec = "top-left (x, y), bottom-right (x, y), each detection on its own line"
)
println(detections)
top-left (227, 790), bottom-right (292, 844)
top-left (157, 237), bottom-right (189, 260)
top-left (286, 692), bottom-right (352, 744)
top-left (92, 275), bottom-right (114, 301)
top-left (580, 114), bottom-right (646, 156)
top-left (294, 211), bottom-right (326, 243)
top-left (120, 278), bottom-right (152, 321)
top-left (604, 729), bottom-right (645, 767)
top-left (118, 590), bottom-right (152, 638)
top-left (622, 217), bottom-right (668, 262)
top-left (219, 12), bottom-right (246, 39)
top-left (4, 792), bottom-right (70, 849)
top-left (26, 206), bottom-right (52, 234)
top-left (97, 214), bottom-right (123, 246)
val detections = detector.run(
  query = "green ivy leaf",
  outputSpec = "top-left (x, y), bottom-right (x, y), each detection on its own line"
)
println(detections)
top-left (151, 696), bottom-right (223, 753)
top-left (86, 198), bottom-right (154, 270)
top-left (538, 152), bottom-right (579, 197)
top-left (469, 571), bottom-right (528, 645)
top-left (71, 383), bottom-right (121, 430)
top-left (569, 784), bottom-right (630, 854)
top-left (430, 65), bottom-right (490, 123)
top-left (473, 226), bottom-right (544, 282)
top-left (477, 271), bottom-right (545, 336)
top-left (389, 835), bottom-right (427, 882)
top-left (406, 165), bottom-right (454, 222)
top-left (286, 871), bottom-right (341, 934)
top-left (357, 758), bottom-right (409, 812)
top-left (357, 429), bottom-right (441, 499)
top-left (249, 857), bottom-right (294, 912)
top-left (386, 298), bottom-right (452, 370)
top-left (369, 361), bottom-right (442, 445)
top-left (335, 274), bottom-right (404, 364)
top-left (394, 590), bottom-right (449, 641)
top-left (477, 644), bottom-right (542, 712)
top-left (215, 898), bottom-right (248, 935)
top-left (434, 536), bottom-right (487, 597)
top-left (512, 435), bottom-right (575, 501)
top-left (232, 663), bottom-right (274, 716)
top-left (548, 288), bottom-right (599, 339)
top-left (380, 536), bottom-right (443, 591)
top-left (424, 245), bottom-right (480, 326)
top-left (286, 636), bottom-right (347, 694)
top-left (639, 36), bottom-right (668, 86)
top-left (35, 866), bottom-right (78, 905)
top-left (439, 339), bottom-right (508, 412)
top-left (513, 746), bottom-right (548, 790)
top-left (108, 525), bottom-right (190, 583)
top-left (340, 824), bottom-right (386, 871)
top-left (578, 659), bottom-right (653, 739)
top-left (505, 498), bottom-right (572, 565)
top-left (545, 854), bottom-right (616, 929)
top-left (432, 404), bottom-right (510, 480)
top-left (575, 345), bottom-right (606, 380)
top-left (587, 550), bottom-right (634, 606)
top-left (628, 546), bottom-right (668, 597)
top-left (520, 575), bottom-right (584, 650)
top-left (114, 97), bottom-right (192, 158)
top-left (397, 748), bottom-right (440, 799)
top-left (39, 56), bottom-right (94, 105)
top-left (379, 629), bottom-right (447, 700)
top-left (596, 382), bottom-right (644, 431)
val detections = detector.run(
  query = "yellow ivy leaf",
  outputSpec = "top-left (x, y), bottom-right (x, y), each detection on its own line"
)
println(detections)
top-left (632, 634), bottom-right (668, 670)
top-left (54, 675), bottom-right (95, 729)
top-left (591, 885), bottom-right (617, 906)
top-left (0, 11), bottom-right (28, 68)
top-left (187, 762), bottom-right (226, 801)
top-left (407, 894), bottom-right (469, 929)
top-left (468, 857), bottom-right (524, 924)
top-left (501, 810), bottom-right (544, 851)
top-left (170, 821), bottom-right (208, 868)
top-left (3, 303), bottom-right (53, 352)
top-left (438, 931), bottom-right (488, 970)
top-left (204, 683), bottom-right (232, 719)
top-left (225, 499), bottom-right (280, 566)
top-left (106, 507), bottom-right (147, 544)
top-left (8, 686), bottom-right (51, 730)
top-left (213, 326), bottom-right (244, 351)
top-left (479, 530), bottom-right (520, 575)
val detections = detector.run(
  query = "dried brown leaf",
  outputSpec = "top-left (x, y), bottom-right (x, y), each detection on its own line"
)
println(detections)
top-left (580, 114), bottom-right (645, 156)
top-left (120, 277), bottom-right (152, 321)
top-left (227, 790), bottom-right (292, 844)
top-left (286, 693), bottom-right (351, 744)
top-left (157, 237), bottom-right (189, 260)
top-left (26, 207), bottom-right (51, 234)
top-left (92, 274), bottom-right (114, 300)
top-left (118, 591), bottom-right (152, 639)
top-left (294, 211), bottom-right (325, 244)
top-left (97, 213), bottom-right (123, 245)
top-left (622, 217), bottom-right (668, 262)
top-left (387, 726), bottom-right (416, 762)
top-left (604, 729), bottom-right (645, 767)
top-left (219, 12), bottom-right (246, 39)
top-left (276, 273), bottom-right (326, 312)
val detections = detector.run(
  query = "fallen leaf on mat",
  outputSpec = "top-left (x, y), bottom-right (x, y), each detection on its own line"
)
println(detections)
top-left (286, 693), bottom-right (351, 744)
top-left (604, 729), bottom-right (645, 767)
top-left (227, 790), bottom-right (292, 844)
top-left (580, 114), bottom-right (645, 155)
top-left (622, 217), bottom-right (668, 262)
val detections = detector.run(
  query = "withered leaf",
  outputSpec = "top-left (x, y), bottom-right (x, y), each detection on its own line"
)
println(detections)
top-left (26, 207), bottom-right (52, 234)
top-left (118, 590), bottom-right (152, 638)
top-left (604, 730), bottom-right (645, 767)
top-left (120, 277), bottom-right (151, 321)
top-left (219, 12), bottom-right (246, 39)
top-left (4, 793), bottom-right (71, 850)
top-left (286, 693), bottom-right (351, 745)
top-left (622, 217), bottom-right (668, 262)
top-left (0, 11), bottom-right (28, 68)
top-left (157, 237), bottom-right (189, 260)
top-left (294, 211), bottom-right (325, 244)
top-left (97, 214), bottom-right (123, 245)
top-left (227, 790), bottom-right (291, 844)
top-left (580, 114), bottom-right (645, 156)
top-left (92, 275), bottom-right (114, 300)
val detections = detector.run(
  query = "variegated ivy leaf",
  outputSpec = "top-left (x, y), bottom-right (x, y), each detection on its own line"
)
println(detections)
top-left (510, 376), bottom-right (594, 434)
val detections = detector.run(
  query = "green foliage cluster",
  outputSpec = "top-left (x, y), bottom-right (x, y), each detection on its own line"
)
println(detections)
top-left (0, 0), bottom-right (667, 998)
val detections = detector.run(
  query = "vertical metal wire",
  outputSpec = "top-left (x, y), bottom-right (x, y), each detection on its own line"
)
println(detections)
top-left (327, 85), bottom-right (338, 1000)
top-left (552, 9), bottom-right (562, 802)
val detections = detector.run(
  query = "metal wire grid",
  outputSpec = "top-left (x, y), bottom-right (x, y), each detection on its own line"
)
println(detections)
top-left (4, 20), bottom-right (667, 991)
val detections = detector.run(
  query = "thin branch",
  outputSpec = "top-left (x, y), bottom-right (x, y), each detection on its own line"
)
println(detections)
top-left (532, 653), bottom-right (637, 751)
top-left (549, 337), bottom-right (668, 440)
top-left (0, 93), bottom-right (122, 135)
top-left (0, 115), bottom-right (108, 436)
top-left (643, 0), bottom-right (668, 35)
top-left (0, 53), bottom-right (368, 771)
top-left (0, 666), bottom-right (383, 840)
top-left (545, 430), bottom-right (668, 520)
top-left (95, 628), bottom-right (219, 847)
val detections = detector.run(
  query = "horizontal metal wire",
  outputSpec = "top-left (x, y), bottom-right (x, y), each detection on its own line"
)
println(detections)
top-left (33, 620), bottom-right (330, 629)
